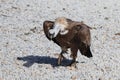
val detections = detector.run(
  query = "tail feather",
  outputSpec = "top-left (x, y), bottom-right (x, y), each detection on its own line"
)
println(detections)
top-left (85, 46), bottom-right (93, 58)
top-left (79, 45), bottom-right (93, 58)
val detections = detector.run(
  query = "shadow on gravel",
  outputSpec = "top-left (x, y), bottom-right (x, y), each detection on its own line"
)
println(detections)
top-left (17, 55), bottom-right (72, 68)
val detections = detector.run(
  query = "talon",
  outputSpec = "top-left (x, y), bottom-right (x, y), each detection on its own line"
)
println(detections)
top-left (68, 60), bottom-right (77, 68)
top-left (70, 62), bottom-right (77, 68)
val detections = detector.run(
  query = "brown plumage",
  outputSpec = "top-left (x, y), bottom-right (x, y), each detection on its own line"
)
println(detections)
top-left (43, 17), bottom-right (93, 67)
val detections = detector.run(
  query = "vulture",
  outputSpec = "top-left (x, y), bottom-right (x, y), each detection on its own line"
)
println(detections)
top-left (43, 17), bottom-right (93, 67)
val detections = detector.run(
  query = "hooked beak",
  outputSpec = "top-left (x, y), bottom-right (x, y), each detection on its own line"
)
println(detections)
top-left (48, 27), bottom-right (60, 39)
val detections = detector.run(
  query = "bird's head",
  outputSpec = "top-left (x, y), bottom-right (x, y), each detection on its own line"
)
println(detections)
top-left (48, 17), bottom-right (69, 39)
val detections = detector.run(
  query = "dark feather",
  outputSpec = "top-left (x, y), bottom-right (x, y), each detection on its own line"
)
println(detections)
top-left (43, 18), bottom-right (93, 66)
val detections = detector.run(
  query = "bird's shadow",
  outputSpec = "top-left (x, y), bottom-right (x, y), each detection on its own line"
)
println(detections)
top-left (17, 55), bottom-right (72, 68)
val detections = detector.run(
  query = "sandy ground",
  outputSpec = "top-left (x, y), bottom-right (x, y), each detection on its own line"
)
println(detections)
top-left (0, 0), bottom-right (120, 80)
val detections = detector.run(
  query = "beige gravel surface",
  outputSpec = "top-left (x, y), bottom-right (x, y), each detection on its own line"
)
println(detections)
top-left (0, 0), bottom-right (120, 80)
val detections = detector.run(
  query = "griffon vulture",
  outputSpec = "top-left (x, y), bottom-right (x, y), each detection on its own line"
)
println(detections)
top-left (43, 17), bottom-right (93, 67)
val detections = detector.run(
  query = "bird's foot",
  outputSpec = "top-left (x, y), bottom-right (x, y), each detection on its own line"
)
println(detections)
top-left (68, 60), bottom-right (78, 68)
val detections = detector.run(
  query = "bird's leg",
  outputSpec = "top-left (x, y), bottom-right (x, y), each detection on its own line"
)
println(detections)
top-left (58, 47), bottom-right (68, 65)
top-left (69, 45), bottom-right (78, 68)
top-left (58, 51), bottom-right (65, 65)
top-left (69, 56), bottom-right (77, 68)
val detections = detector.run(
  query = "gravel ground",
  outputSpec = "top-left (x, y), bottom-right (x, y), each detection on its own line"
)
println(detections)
top-left (0, 0), bottom-right (120, 80)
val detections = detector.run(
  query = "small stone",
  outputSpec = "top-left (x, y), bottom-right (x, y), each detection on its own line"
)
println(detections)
top-left (104, 7), bottom-right (107, 9)
top-left (112, 37), bottom-right (116, 40)
top-left (47, 6), bottom-right (50, 8)
top-left (12, 6), bottom-right (18, 9)
top-left (63, 8), bottom-right (65, 10)
top-left (30, 27), bottom-right (36, 33)
top-left (71, 76), bottom-right (77, 80)
top-left (24, 32), bottom-right (31, 35)
top-left (27, 4), bottom-right (30, 7)
top-left (115, 33), bottom-right (120, 36)
top-left (104, 17), bottom-right (109, 20)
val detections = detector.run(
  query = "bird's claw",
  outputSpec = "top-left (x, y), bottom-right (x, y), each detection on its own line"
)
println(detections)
top-left (68, 60), bottom-right (78, 68)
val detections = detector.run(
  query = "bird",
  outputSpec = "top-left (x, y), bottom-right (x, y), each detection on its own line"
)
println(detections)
top-left (43, 17), bottom-right (93, 67)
